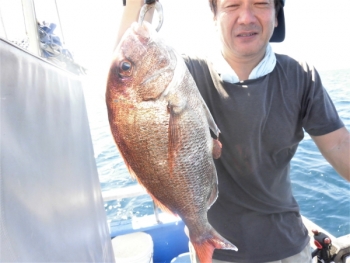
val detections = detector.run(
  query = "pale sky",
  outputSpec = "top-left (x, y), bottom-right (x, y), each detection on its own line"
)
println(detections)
top-left (61, 0), bottom-right (350, 73)
top-left (1, 0), bottom-right (350, 74)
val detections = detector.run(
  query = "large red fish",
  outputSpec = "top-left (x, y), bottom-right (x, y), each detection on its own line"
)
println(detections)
top-left (106, 22), bottom-right (237, 262)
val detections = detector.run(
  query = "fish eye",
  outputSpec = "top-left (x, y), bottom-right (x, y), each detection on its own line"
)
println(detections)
top-left (121, 61), bottom-right (131, 71)
top-left (118, 60), bottom-right (133, 77)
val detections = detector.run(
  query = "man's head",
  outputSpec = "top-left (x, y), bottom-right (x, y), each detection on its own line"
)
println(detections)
top-left (209, 0), bottom-right (285, 42)
top-left (210, 0), bottom-right (284, 62)
top-left (209, 0), bottom-right (283, 18)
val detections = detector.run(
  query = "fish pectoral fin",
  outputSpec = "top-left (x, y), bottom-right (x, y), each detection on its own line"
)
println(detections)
top-left (168, 103), bottom-right (181, 148)
top-left (167, 102), bottom-right (183, 175)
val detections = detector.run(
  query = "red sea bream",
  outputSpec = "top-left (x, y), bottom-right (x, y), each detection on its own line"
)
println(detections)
top-left (106, 22), bottom-right (237, 263)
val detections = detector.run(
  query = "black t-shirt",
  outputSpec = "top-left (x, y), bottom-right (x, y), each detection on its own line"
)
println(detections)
top-left (183, 53), bottom-right (344, 262)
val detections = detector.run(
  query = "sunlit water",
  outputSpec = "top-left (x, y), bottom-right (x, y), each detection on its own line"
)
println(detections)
top-left (84, 68), bottom-right (350, 237)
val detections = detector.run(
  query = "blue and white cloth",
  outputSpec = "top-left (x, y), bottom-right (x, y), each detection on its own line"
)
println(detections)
top-left (212, 44), bottom-right (276, 84)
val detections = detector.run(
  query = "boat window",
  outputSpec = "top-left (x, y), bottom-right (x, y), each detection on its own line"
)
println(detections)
top-left (0, 0), bottom-right (27, 48)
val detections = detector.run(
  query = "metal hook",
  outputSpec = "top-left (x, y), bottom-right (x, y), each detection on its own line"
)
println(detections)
top-left (138, 1), bottom-right (163, 32)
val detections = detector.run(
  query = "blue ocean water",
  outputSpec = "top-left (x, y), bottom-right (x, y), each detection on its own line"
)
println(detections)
top-left (84, 68), bottom-right (350, 237)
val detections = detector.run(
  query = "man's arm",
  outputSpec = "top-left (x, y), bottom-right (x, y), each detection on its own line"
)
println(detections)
top-left (114, 0), bottom-right (155, 50)
top-left (311, 127), bottom-right (350, 182)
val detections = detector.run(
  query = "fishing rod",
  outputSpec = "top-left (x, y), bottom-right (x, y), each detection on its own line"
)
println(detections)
top-left (123, 0), bottom-right (157, 6)
top-left (122, 0), bottom-right (163, 32)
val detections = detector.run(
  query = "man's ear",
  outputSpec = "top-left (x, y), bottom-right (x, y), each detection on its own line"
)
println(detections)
top-left (275, 15), bottom-right (278, 27)
top-left (213, 16), bottom-right (218, 29)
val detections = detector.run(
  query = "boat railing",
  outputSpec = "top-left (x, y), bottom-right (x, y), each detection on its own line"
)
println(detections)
top-left (102, 184), bottom-right (146, 202)
top-left (101, 185), bottom-right (350, 263)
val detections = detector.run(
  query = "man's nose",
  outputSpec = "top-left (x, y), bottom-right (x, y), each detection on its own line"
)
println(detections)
top-left (237, 5), bottom-right (257, 24)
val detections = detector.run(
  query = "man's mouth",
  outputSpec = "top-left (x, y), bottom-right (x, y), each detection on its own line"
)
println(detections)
top-left (237, 32), bottom-right (258, 37)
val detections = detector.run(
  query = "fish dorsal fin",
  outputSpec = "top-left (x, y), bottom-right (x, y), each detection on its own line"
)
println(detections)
top-left (174, 51), bottom-right (220, 138)
top-left (207, 181), bottom-right (218, 209)
top-left (206, 162), bottom-right (219, 209)
top-left (199, 94), bottom-right (220, 138)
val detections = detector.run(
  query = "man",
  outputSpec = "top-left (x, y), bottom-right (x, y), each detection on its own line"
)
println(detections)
top-left (115, 0), bottom-right (350, 262)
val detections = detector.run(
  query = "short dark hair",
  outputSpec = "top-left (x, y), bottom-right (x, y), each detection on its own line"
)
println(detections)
top-left (209, 0), bottom-right (283, 17)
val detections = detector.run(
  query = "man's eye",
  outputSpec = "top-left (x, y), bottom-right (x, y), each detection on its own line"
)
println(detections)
top-left (226, 4), bottom-right (239, 9)
top-left (255, 2), bottom-right (270, 7)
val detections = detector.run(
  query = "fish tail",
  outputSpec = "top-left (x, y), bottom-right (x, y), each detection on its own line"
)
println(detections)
top-left (191, 228), bottom-right (238, 263)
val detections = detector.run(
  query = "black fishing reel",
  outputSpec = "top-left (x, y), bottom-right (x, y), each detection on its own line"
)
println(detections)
top-left (311, 229), bottom-right (350, 263)
top-left (312, 229), bottom-right (334, 263)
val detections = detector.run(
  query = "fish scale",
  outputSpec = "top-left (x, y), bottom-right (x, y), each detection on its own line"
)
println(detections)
top-left (106, 21), bottom-right (237, 263)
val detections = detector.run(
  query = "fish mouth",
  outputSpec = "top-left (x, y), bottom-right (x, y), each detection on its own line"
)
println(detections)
top-left (132, 21), bottom-right (159, 43)
top-left (132, 23), bottom-right (151, 43)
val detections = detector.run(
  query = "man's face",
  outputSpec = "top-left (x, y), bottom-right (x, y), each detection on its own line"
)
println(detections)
top-left (215, 0), bottom-right (278, 60)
